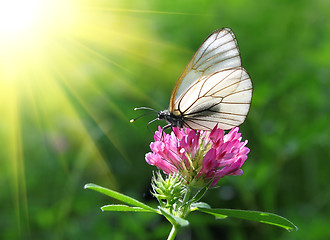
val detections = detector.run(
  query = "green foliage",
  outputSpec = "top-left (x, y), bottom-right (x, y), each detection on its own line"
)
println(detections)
top-left (197, 208), bottom-right (298, 232)
top-left (84, 183), bottom-right (157, 213)
top-left (85, 182), bottom-right (297, 239)
top-left (101, 204), bottom-right (154, 212)
top-left (151, 172), bottom-right (186, 207)
top-left (158, 208), bottom-right (190, 228)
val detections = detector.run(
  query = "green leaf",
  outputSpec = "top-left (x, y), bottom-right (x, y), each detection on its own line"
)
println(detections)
top-left (101, 204), bottom-right (155, 212)
top-left (190, 202), bottom-right (211, 211)
top-left (84, 183), bottom-right (158, 213)
top-left (159, 208), bottom-right (189, 227)
top-left (197, 208), bottom-right (298, 231)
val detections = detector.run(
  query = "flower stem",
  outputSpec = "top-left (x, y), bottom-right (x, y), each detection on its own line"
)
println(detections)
top-left (182, 186), bottom-right (191, 204)
top-left (181, 186), bottom-right (191, 218)
top-left (167, 224), bottom-right (179, 240)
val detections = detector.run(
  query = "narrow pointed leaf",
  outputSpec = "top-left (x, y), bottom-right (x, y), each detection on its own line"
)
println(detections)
top-left (190, 202), bottom-right (211, 211)
top-left (84, 183), bottom-right (158, 213)
top-left (197, 208), bottom-right (298, 231)
top-left (159, 208), bottom-right (189, 227)
top-left (101, 204), bottom-right (155, 212)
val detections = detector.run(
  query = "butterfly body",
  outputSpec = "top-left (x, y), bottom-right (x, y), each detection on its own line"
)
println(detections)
top-left (158, 110), bottom-right (184, 128)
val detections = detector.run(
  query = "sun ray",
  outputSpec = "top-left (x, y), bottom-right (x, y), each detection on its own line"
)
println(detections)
top-left (2, 82), bottom-right (31, 236)
top-left (65, 36), bottom-right (135, 75)
top-left (90, 7), bottom-right (209, 16)
top-left (53, 35), bottom-right (158, 105)
top-left (0, 0), bottom-right (202, 235)
top-left (53, 67), bottom-right (131, 163)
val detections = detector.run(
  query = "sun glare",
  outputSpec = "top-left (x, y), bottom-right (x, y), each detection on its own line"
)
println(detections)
top-left (0, 0), bottom-right (78, 42)
top-left (0, 1), bottom-right (163, 235)
top-left (0, 0), bottom-right (40, 37)
top-left (0, 0), bottom-right (81, 84)
top-left (0, 0), bottom-right (81, 46)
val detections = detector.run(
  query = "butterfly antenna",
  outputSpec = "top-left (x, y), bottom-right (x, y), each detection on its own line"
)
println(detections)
top-left (134, 107), bottom-right (158, 113)
top-left (130, 107), bottom-right (158, 123)
top-left (130, 112), bottom-right (155, 123)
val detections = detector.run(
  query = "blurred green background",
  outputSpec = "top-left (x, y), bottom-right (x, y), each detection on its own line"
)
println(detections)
top-left (0, 0), bottom-right (329, 239)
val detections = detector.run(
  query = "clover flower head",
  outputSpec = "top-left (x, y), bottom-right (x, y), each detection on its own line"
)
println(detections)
top-left (145, 125), bottom-right (250, 187)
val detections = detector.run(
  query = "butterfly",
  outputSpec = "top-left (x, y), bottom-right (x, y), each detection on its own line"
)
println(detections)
top-left (132, 28), bottom-right (253, 131)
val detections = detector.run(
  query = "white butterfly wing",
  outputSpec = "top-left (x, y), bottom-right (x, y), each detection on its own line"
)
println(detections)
top-left (169, 28), bottom-right (252, 131)
top-left (170, 28), bottom-right (241, 105)
top-left (179, 68), bottom-right (252, 130)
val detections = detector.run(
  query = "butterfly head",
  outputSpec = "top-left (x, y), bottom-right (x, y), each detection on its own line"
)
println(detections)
top-left (158, 109), bottom-right (184, 128)
top-left (131, 107), bottom-right (184, 129)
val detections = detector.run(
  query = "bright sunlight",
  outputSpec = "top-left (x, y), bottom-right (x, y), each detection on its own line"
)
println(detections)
top-left (0, 0), bottom-right (81, 85)
top-left (0, 0), bottom-right (156, 236)
top-left (0, 0), bottom-right (78, 44)
top-left (0, 0), bottom-right (39, 37)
